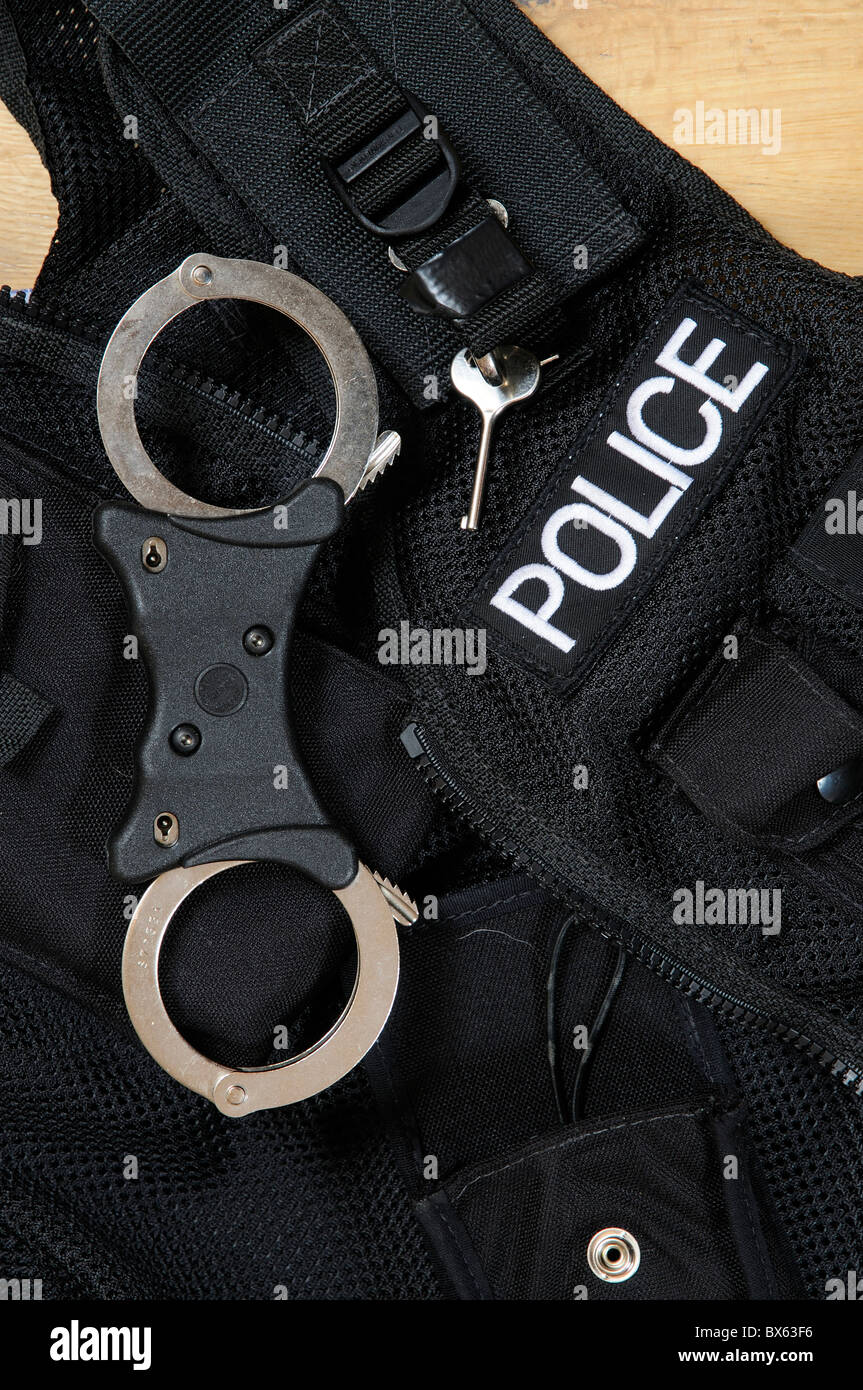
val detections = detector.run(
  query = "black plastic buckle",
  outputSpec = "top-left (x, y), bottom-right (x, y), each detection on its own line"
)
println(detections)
top-left (322, 92), bottom-right (460, 239)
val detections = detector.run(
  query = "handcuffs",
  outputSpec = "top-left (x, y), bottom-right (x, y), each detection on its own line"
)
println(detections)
top-left (94, 253), bottom-right (414, 1118)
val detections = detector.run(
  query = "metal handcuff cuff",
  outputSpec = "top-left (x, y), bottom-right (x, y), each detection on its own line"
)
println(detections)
top-left (94, 253), bottom-right (414, 1118)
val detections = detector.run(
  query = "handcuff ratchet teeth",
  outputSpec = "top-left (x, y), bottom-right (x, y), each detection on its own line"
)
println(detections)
top-left (94, 253), bottom-right (412, 1118)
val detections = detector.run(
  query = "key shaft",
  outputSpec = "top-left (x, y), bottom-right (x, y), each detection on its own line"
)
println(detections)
top-left (451, 344), bottom-right (541, 530)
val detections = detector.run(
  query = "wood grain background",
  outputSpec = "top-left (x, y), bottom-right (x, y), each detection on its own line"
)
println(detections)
top-left (1, 0), bottom-right (861, 285)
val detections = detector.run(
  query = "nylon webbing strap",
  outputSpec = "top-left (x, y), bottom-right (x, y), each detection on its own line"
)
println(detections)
top-left (649, 627), bottom-right (863, 852)
top-left (87, 0), bottom-right (643, 404)
top-left (254, 8), bottom-right (547, 338)
top-left (0, 536), bottom-right (53, 766)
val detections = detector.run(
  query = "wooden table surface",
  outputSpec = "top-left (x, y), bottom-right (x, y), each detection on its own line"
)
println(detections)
top-left (1, 0), bottom-right (861, 285)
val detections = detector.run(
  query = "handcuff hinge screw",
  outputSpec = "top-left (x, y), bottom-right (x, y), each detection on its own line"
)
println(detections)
top-left (169, 724), bottom-right (202, 756)
top-left (243, 625), bottom-right (274, 656)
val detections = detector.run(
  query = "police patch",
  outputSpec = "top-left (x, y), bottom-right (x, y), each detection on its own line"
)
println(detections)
top-left (473, 286), bottom-right (798, 685)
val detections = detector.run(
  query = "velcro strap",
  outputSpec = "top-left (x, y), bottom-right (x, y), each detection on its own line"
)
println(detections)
top-left (88, 0), bottom-right (643, 404)
top-left (649, 627), bottom-right (863, 850)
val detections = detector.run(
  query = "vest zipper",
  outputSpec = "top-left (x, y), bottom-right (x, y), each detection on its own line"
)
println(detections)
top-left (0, 286), bottom-right (324, 468)
top-left (403, 720), bottom-right (863, 1100)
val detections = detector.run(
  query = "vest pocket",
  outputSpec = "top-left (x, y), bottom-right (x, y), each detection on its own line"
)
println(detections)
top-left (422, 1100), bottom-right (779, 1300)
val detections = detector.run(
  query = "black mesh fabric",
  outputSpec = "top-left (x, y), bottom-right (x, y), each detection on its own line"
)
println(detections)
top-left (718, 1022), bottom-right (863, 1300)
top-left (0, 0), bottom-right (860, 1301)
top-left (0, 963), bottom-right (440, 1300)
top-left (6, 1), bottom-right (163, 298)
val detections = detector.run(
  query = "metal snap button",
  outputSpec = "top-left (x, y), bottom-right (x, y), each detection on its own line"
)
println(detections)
top-left (816, 757), bottom-right (863, 805)
top-left (587, 1227), bottom-right (640, 1282)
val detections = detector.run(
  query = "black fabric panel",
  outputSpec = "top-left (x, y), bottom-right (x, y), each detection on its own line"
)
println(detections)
top-left (0, 534), bottom-right (54, 763)
top-left (0, 670), bottom-right (53, 765)
top-left (383, 879), bottom-right (574, 1173)
top-left (378, 875), bottom-right (719, 1179)
top-left (367, 875), bottom-right (792, 1300)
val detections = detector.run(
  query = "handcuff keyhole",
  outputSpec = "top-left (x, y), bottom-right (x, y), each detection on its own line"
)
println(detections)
top-left (154, 812), bottom-right (179, 846)
top-left (142, 537), bottom-right (167, 572)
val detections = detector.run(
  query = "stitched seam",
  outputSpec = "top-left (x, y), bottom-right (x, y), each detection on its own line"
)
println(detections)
top-left (444, 887), bottom-right (544, 925)
top-left (680, 995), bottom-right (717, 1086)
top-left (792, 548), bottom-right (863, 607)
top-left (441, 0), bottom-right (639, 195)
top-left (0, 425), bottom-right (115, 499)
top-left (435, 1203), bottom-right (486, 1299)
top-left (194, 62), bottom-right (250, 122)
top-left (305, 11), bottom-right (325, 121)
top-left (748, 629), bottom-right (863, 731)
top-left (656, 745), bottom-right (863, 848)
top-left (452, 1106), bottom-right (708, 1202)
top-left (524, 44), bottom-right (670, 182)
top-left (736, 1142), bottom-right (776, 1297)
top-left (256, 8), bottom-right (375, 125)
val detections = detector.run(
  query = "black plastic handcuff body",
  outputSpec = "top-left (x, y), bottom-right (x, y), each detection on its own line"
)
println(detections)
top-left (94, 254), bottom-right (409, 1119)
top-left (94, 480), bottom-right (356, 887)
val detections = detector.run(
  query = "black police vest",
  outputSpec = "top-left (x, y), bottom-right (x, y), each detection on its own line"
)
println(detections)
top-left (0, 0), bottom-right (860, 1301)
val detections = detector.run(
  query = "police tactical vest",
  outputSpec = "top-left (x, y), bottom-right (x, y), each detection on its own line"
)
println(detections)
top-left (0, 0), bottom-right (861, 1303)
